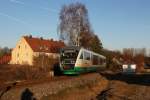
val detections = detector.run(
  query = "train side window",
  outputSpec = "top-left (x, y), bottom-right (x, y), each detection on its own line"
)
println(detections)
top-left (91, 54), bottom-right (93, 61)
top-left (104, 59), bottom-right (106, 64)
top-left (84, 51), bottom-right (90, 60)
top-left (93, 55), bottom-right (98, 65)
top-left (80, 52), bottom-right (83, 59)
top-left (99, 58), bottom-right (102, 64)
top-left (101, 59), bottom-right (106, 64)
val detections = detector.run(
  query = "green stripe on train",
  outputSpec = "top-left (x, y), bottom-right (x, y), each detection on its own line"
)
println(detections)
top-left (62, 66), bottom-right (98, 75)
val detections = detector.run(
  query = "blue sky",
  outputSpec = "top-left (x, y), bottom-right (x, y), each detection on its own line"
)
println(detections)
top-left (0, 0), bottom-right (150, 51)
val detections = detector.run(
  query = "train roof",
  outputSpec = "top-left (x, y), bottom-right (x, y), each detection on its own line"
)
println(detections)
top-left (80, 48), bottom-right (106, 59)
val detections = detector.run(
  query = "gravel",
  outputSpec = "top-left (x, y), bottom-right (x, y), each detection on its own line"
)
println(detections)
top-left (1, 73), bottom-right (102, 100)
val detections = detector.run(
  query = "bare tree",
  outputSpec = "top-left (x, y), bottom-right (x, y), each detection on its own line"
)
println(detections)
top-left (58, 2), bottom-right (93, 46)
top-left (0, 47), bottom-right (11, 57)
top-left (122, 48), bottom-right (134, 64)
top-left (33, 54), bottom-right (58, 71)
top-left (122, 48), bottom-right (146, 72)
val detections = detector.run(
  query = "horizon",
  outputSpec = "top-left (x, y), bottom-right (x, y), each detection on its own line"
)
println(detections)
top-left (0, 0), bottom-right (150, 51)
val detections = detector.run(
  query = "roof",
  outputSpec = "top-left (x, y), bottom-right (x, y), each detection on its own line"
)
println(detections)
top-left (0, 54), bottom-right (11, 64)
top-left (23, 36), bottom-right (65, 53)
top-left (61, 46), bottom-right (81, 51)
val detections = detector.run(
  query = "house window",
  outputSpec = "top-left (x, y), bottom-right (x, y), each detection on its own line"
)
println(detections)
top-left (18, 45), bottom-right (20, 49)
top-left (46, 47), bottom-right (48, 50)
top-left (40, 46), bottom-right (43, 50)
top-left (17, 53), bottom-right (19, 57)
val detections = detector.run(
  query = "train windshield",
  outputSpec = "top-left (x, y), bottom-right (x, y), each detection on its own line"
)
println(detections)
top-left (60, 50), bottom-right (79, 60)
top-left (60, 48), bottom-right (79, 67)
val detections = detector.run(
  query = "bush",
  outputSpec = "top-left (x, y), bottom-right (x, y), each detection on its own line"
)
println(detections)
top-left (33, 54), bottom-right (59, 72)
top-left (0, 64), bottom-right (54, 83)
top-left (13, 65), bottom-right (49, 81)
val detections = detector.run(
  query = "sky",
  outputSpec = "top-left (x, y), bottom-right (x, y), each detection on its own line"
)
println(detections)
top-left (0, 0), bottom-right (150, 52)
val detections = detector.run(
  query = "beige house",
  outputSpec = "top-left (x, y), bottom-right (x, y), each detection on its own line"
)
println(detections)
top-left (10, 35), bottom-right (65, 65)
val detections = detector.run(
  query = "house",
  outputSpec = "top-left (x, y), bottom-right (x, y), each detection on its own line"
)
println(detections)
top-left (122, 64), bottom-right (136, 73)
top-left (10, 35), bottom-right (65, 65)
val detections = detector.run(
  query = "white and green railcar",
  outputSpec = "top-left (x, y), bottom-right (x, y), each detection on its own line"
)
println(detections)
top-left (60, 47), bottom-right (106, 74)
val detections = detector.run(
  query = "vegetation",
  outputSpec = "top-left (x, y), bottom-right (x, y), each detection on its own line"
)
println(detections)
top-left (0, 64), bottom-right (55, 84)
top-left (0, 65), bottom-right (49, 83)
top-left (100, 49), bottom-right (122, 71)
top-left (58, 2), bottom-right (91, 45)
top-left (58, 2), bottom-right (103, 52)
top-left (121, 48), bottom-right (146, 72)
top-left (0, 47), bottom-right (11, 57)
top-left (33, 54), bottom-right (58, 71)
top-left (13, 65), bottom-right (48, 80)
top-left (88, 35), bottom-right (103, 53)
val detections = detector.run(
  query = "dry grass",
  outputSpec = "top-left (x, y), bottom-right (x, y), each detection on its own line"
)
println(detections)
top-left (0, 64), bottom-right (53, 85)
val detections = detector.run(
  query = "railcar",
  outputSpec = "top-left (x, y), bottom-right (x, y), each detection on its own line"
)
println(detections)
top-left (59, 46), bottom-right (106, 75)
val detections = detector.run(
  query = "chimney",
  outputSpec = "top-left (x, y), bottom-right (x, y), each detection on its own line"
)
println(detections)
top-left (59, 40), bottom-right (63, 42)
top-left (50, 38), bottom-right (53, 41)
top-left (29, 35), bottom-right (32, 38)
top-left (40, 37), bottom-right (43, 40)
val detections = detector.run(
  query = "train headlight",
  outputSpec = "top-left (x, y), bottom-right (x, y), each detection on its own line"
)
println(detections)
top-left (131, 64), bottom-right (136, 69)
top-left (122, 65), bottom-right (128, 69)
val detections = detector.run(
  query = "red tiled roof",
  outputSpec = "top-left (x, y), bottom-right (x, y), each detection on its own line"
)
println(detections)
top-left (0, 54), bottom-right (11, 64)
top-left (24, 36), bottom-right (65, 53)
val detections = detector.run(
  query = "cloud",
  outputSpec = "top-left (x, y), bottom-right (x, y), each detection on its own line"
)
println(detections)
top-left (0, 12), bottom-right (30, 26)
top-left (9, 0), bottom-right (58, 14)
top-left (9, 0), bottom-right (24, 5)
top-left (40, 7), bottom-right (59, 13)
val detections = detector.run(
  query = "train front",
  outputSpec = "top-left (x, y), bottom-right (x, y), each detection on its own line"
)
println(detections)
top-left (60, 47), bottom-right (79, 75)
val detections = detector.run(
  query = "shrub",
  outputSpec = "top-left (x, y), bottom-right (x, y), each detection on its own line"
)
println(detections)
top-left (13, 65), bottom-right (49, 81)
top-left (33, 54), bottom-right (59, 72)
